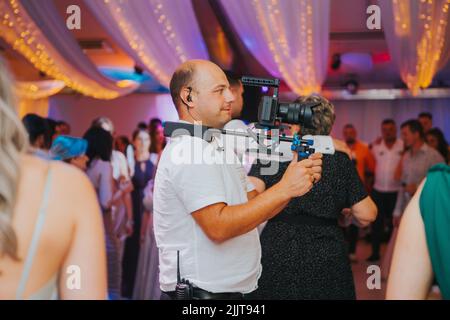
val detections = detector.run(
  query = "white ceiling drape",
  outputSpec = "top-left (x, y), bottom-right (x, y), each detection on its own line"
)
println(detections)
top-left (0, 0), bottom-right (139, 100)
top-left (379, 0), bottom-right (450, 95)
top-left (85, 0), bottom-right (210, 87)
top-left (220, 0), bottom-right (330, 95)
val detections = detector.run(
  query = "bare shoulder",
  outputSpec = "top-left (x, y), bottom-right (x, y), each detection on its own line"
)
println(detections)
top-left (50, 161), bottom-right (99, 210)
top-left (22, 155), bottom-right (94, 191)
top-left (21, 153), bottom-right (49, 176)
top-left (22, 154), bottom-right (86, 178)
top-left (21, 154), bottom-right (99, 214)
top-left (52, 161), bottom-right (93, 188)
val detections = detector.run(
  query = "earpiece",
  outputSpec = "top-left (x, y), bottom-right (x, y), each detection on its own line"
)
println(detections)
top-left (186, 87), bottom-right (193, 102)
top-left (183, 87), bottom-right (198, 121)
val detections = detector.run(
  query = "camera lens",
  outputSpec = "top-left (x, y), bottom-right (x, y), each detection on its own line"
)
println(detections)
top-left (278, 103), bottom-right (314, 128)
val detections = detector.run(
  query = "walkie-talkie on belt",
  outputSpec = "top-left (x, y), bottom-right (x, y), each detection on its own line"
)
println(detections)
top-left (175, 250), bottom-right (194, 300)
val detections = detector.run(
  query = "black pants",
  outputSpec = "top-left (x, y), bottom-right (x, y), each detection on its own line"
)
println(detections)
top-left (370, 189), bottom-right (398, 256)
top-left (160, 290), bottom-right (245, 300)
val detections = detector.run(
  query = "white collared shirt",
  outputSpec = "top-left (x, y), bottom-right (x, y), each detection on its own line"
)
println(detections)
top-left (402, 142), bottom-right (445, 185)
top-left (372, 139), bottom-right (404, 192)
top-left (153, 131), bottom-right (260, 294)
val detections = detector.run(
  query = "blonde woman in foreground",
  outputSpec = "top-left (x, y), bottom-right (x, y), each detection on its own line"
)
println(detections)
top-left (0, 56), bottom-right (107, 299)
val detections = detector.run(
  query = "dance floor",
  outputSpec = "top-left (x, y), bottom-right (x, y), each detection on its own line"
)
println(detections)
top-left (352, 242), bottom-right (387, 300)
top-left (352, 242), bottom-right (442, 300)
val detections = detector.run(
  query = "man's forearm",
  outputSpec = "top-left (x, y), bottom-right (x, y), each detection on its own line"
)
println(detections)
top-left (214, 183), bottom-right (291, 241)
top-left (193, 154), bottom-right (320, 243)
top-left (248, 189), bottom-right (290, 222)
top-left (271, 199), bottom-right (290, 217)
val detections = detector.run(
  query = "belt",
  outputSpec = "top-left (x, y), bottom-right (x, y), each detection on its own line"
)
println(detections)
top-left (272, 214), bottom-right (338, 226)
top-left (163, 287), bottom-right (245, 300)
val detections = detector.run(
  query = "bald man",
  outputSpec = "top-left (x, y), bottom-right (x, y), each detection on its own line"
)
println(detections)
top-left (153, 60), bottom-right (323, 299)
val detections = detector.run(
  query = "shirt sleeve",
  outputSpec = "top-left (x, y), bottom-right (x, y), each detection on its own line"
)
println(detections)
top-left (246, 179), bottom-right (256, 192)
top-left (170, 139), bottom-right (227, 213)
top-left (340, 153), bottom-right (368, 207)
top-left (430, 150), bottom-right (446, 167)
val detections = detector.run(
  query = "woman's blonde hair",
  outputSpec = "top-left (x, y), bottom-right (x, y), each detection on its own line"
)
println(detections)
top-left (0, 55), bottom-right (28, 260)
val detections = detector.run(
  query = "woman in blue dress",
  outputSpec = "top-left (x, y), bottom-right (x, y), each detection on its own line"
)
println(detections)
top-left (122, 129), bottom-right (154, 299)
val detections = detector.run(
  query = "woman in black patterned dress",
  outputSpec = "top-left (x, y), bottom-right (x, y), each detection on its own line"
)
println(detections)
top-left (248, 95), bottom-right (377, 299)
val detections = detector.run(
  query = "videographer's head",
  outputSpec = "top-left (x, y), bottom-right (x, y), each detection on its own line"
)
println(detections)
top-left (224, 70), bottom-right (244, 119)
top-left (170, 60), bottom-right (235, 129)
top-left (293, 95), bottom-right (335, 136)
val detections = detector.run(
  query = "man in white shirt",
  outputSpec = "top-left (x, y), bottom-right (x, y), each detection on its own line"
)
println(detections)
top-left (368, 119), bottom-right (403, 262)
top-left (153, 59), bottom-right (323, 299)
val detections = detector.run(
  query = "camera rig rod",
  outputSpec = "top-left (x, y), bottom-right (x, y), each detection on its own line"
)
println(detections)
top-left (163, 121), bottom-right (315, 159)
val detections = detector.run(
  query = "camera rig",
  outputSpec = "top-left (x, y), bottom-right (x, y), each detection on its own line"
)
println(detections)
top-left (163, 76), bottom-right (327, 160)
top-left (163, 121), bottom-right (316, 160)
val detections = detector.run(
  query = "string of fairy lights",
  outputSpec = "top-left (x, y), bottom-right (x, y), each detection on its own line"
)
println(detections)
top-left (393, 0), bottom-right (450, 94)
top-left (252, 0), bottom-right (321, 95)
top-left (105, 0), bottom-right (170, 86)
top-left (15, 80), bottom-right (66, 100)
top-left (0, 0), bottom-right (135, 99)
top-left (152, 0), bottom-right (188, 63)
top-left (2, 0), bottom-right (449, 98)
top-left (104, 0), bottom-right (192, 87)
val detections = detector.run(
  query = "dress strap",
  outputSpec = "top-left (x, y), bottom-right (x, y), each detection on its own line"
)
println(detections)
top-left (16, 165), bottom-right (53, 299)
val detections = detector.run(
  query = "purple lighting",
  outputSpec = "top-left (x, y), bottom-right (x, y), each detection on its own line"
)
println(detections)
top-left (261, 86), bottom-right (269, 93)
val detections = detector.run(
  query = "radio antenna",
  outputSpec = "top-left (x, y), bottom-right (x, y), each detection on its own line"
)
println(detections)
top-left (177, 250), bottom-right (181, 283)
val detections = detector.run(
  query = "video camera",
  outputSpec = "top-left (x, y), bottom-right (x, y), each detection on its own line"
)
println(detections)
top-left (163, 76), bottom-right (334, 160)
top-left (240, 76), bottom-right (322, 158)
top-left (241, 76), bottom-right (320, 130)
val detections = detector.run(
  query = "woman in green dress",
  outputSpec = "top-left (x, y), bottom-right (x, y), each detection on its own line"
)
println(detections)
top-left (387, 163), bottom-right (450, 299)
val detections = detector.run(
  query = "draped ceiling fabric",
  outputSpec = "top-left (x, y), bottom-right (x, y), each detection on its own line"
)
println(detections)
top-left (15, 80), bottom-right (65, 100)
top-left (15, 80), bottom-right (66, 118)
top-left (0, 0), bottom-right (138, 100)
top-left (220, 0), bottom-right (330, 95)
top-left (85, 0), bottom-right (209, 87)
top-left (379, 0), bottom-right (450, 95)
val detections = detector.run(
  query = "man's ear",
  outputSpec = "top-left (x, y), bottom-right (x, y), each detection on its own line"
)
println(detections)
top-left (180, 87), bottom-right (194, 108)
